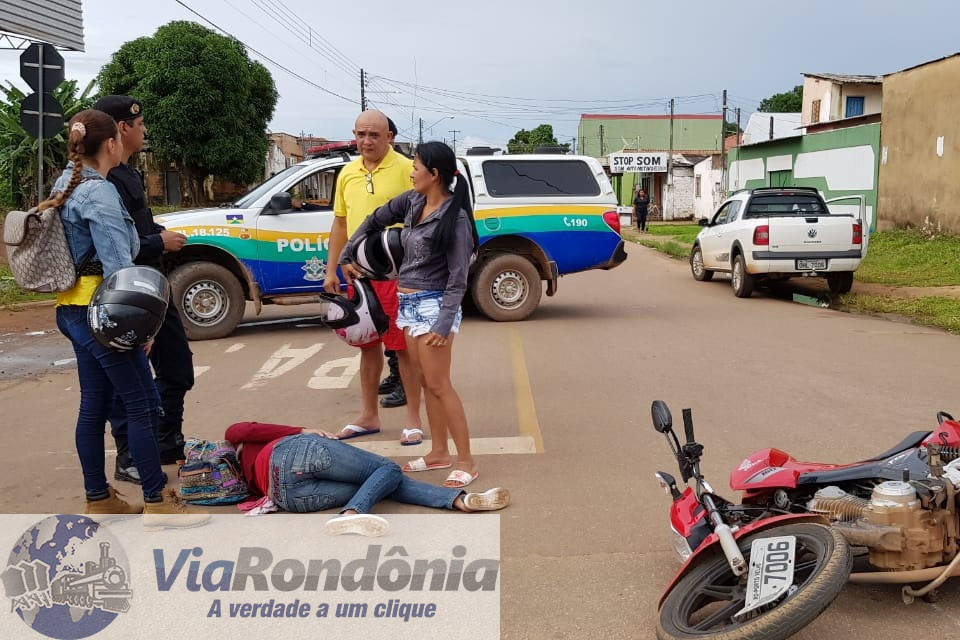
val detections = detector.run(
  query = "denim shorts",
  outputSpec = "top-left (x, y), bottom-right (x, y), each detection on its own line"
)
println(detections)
top-left (396, 290), bottom-right (462, 338)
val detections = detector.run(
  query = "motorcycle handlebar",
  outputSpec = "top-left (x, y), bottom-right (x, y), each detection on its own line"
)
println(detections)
top-left (682, 408), bottom-right (695, 443)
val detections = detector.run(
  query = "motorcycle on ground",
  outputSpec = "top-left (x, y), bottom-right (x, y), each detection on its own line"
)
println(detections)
top-left (650, 400), bottom-right (960, 640)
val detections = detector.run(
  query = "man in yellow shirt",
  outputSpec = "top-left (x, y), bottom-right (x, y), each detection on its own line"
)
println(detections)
top-left (326, 110), bottom-right (423, 444)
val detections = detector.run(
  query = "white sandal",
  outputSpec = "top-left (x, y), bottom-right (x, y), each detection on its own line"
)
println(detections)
top-left (400, 428), bottom-right (423, 446)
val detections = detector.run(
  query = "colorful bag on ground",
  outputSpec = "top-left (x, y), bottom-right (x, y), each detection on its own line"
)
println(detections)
top-left (177, 438), bottom-right (249, 505)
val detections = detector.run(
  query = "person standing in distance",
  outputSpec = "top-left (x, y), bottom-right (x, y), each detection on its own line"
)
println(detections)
top-left (93, 96), bottom-right (194, 481)
top-left (325, 110), bottom-right (424, 445)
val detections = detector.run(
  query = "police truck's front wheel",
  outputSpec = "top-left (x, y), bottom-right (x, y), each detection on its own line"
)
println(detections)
top-left (169, 262), bottom-right (246, 340)
top-left (471, 254), bottom-right (542, 322)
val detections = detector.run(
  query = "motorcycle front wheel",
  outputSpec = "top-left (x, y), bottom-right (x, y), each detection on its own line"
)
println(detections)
top-left (657, 523), bottom-right (851, 640)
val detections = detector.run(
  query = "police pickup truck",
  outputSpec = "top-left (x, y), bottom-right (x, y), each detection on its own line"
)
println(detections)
top-left (689, 187), bottom-right (868, 297)
top-left (156, 153), bottom-right (627, 339)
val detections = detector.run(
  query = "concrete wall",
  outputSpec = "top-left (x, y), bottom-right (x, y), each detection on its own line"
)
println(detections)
top-left (878, 55), bottom-right (960, 233)
top-left (728, 123), bottom-right (881, 231)
top-left (693, 156), bottom-right (723, 221)
top-left (662, 165), bottom-right (696, 220)
top-left (802, 76), bottom-right (882, 125)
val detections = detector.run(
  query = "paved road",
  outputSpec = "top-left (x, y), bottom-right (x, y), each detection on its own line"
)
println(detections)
top-left (2, 244), bottom-right (960, 638)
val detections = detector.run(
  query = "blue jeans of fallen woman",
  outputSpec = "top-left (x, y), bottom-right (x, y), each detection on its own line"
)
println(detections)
top-left (56, 306), bottom-right (165, 499)
top-left (270, 434), bottom-right (462, 513)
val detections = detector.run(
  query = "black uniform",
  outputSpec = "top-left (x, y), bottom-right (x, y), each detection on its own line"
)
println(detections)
top-left (107, 163), bottom-right (194, 473)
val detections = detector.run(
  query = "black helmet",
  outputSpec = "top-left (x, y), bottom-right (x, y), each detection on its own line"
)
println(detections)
top-left (87, 266), bottom-right (170, 351)
top-left (352, 228), bottom-right (403, 280)
top-left (318, 279), bottom-right (388, 347)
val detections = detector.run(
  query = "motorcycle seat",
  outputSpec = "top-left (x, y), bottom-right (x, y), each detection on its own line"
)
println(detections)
top-left (857, 430), bottom-right (931, 463)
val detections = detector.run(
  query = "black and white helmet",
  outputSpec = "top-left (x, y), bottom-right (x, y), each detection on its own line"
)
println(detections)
top-left (318, 279), bottom-right (389, 347)
top-left (87, 266), bottom-right (170, 351)
top-left (351, 228), bottom-right (403, 280)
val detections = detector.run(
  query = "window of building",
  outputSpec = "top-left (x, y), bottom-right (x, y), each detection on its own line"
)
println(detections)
top-left (811, 99), bottom-right (821, 123)
top-left (695, 176), bottom-right (701, 198)
top-left (845, 96), bottom-right (865, 118)
top-left (482, 160), bottom-right (600, 197)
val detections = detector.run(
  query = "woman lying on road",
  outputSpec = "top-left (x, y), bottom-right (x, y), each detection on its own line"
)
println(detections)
top-left (341, 141), bottom-right (480, 489)
top-left (225, 422), bottom-right (509, 535)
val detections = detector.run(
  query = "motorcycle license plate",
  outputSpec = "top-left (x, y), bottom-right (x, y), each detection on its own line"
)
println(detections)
top-left (796, 259), bottom-right (826, 271)
top-left (735, 535), bottom-right (796, 618)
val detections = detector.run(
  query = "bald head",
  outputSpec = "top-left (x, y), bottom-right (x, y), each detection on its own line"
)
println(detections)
top-left (354, 110), bottom-right (394, 165)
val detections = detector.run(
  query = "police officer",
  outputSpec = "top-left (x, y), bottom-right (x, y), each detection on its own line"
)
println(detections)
top-left (93, 95), bottom-right (194, 481)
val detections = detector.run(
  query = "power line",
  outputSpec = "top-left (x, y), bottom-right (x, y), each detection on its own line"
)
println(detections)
top-left (173, 0), bottom-right (357, 104)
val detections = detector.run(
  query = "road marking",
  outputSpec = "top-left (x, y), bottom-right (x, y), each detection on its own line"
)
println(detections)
top-left (351, 436), bottom-right (537, 457)
top-left (194, 366), bottom-right (211, 378)
top-left (308, 355), bottom-right (360, 390)
top-left (242, 343), bottom-right (325, 390)
top-left (509, 327), bottom-right (544, 453)
top-left (25, 331), bottom-right (46, 336)
top-left (225, 343), bottom-right (246, 353)
top-left (53, 358), bottom-right (76, 366)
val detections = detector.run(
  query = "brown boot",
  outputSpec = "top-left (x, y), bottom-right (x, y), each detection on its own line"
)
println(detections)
top-left (85, 487), bottom-right (143, 515)
top-left (142, 490), bottom-right (211, 531)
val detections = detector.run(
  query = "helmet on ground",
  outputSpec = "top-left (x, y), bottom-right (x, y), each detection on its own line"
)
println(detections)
top-left (318, 279), bottom-right (388, 347)
top-left (351, 228), bottom-right (403, 280)
top-left (87, 266), bottom-right (170, 351)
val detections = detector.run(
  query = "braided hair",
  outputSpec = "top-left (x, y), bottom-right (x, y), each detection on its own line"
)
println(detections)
top-left (414, 141), bottom-right (479, 254)
top-left (38, 110), bottom-right (118, 210)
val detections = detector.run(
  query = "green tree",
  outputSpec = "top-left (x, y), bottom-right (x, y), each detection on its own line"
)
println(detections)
top-left (98, 21), bottom-right (277, 202)
top-left (507, 124), bottom-right (570, 154)
top-left (758, 85), bottom-right (803, 113)
top-left (0, 79), bottom-right (97, 208)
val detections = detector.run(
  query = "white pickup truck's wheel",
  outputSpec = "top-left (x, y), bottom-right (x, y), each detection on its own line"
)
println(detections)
top-left (690, 245), bottom-right (714, 282)
top-left (169, 262), bottom-right (246, 340)
top-left (731, 254), bottom-right (755, 298)
top-left (827, 272), bottom-right (854, 294)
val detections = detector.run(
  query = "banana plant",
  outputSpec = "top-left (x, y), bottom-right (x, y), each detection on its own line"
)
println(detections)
top-left (0, 78), bottom-right (97, 208)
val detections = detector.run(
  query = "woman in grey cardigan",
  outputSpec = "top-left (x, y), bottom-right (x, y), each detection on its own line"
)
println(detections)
top-left (342, 141), bottom-right (481, 488)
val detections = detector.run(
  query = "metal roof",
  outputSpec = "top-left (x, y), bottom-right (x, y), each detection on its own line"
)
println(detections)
top-left (0, 0), bottom-right (85, 51)
top-left (803, 72), bottom-right (882, 84)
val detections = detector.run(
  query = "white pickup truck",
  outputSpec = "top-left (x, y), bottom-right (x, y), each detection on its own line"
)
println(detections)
top-left (689, 187), bottom-right (868, 297)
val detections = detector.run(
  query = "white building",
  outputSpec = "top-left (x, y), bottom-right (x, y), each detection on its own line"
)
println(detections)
top-left (742, 112), bottom-right (803, 145)
top-left (693, 155), bottom-right (723, 221)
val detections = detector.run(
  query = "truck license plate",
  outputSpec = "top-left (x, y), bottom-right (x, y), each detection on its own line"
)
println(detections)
top-left (735, 535), bottom-right (796, 618)
top-left (796, 259), bottom-right (826, 271)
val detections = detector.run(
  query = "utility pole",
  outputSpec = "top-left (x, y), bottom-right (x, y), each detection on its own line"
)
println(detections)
top-left (571, 137), bottom-right (576, 154)
top-left (720, 90), bottom-right (728, 199)
top-left (769, 116), bottom-right (774, 140)
top-left (419, 118), bottom-right (423, 145)
top-left (449, 130), bottom-right (460, 154)
top-left (599, 124), bottom-right (605, 156)
top-left (667, 98), bottom-right (674, 219)
top-left (360, 68), bottom-right (367, 111)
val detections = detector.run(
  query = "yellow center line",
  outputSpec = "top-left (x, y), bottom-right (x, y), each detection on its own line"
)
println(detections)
top-left (509, 326), bottom-right (544, 453)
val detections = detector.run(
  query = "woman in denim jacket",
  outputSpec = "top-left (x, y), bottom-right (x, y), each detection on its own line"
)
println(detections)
top-left (46, 110), bottom-right (177, 517)
top-left (342, 142), bottom-right (482, 489)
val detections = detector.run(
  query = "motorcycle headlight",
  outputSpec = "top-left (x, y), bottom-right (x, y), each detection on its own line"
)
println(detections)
top-left (670, 526), bottom-right (693, 563)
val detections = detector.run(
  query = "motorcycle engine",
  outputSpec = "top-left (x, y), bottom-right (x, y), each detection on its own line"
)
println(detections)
top-left (808, 481), bottom-right (948, 571)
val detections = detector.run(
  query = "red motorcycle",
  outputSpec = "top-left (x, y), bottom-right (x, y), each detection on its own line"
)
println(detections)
top-left (651, 400), bottom-right (960, 640)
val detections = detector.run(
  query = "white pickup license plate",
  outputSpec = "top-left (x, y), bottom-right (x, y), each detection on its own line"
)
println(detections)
top-left (735, 535), bottom-right (796, 618)
top-left (796, 259), bottom-right (827, 271)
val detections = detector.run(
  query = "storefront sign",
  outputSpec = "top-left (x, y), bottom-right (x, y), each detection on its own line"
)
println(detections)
top-left (609, 152), bottom-right (668, 173)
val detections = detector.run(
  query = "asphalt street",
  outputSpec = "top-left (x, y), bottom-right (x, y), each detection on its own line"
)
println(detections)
top-left (2, 243), bottom-right (960, 638)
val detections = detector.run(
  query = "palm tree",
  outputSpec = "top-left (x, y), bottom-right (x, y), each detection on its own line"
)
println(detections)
top-left (0, 78), bottom-right (97, 208)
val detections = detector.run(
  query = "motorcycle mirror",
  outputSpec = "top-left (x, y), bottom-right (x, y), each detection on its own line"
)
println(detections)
top-left (651, 400), bottom-right (673, 433)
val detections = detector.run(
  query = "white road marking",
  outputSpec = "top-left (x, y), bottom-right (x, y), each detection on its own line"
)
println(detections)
top-left (307, 355), bottom-right (361, 390)
top-left (225, 343), bottom-right (245, 353)
top-left (53, 358), bottom-right (76, 366)
top-left (194, 366), bottom-right (212, 377)
top-left (351, 436), bottom-right (537, 457)
top-left (25, 331), bottom-right (46, 336)
top-left (242, 343), bottom-right (325, 390)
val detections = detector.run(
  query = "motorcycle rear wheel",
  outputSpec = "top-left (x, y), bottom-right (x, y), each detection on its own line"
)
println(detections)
top-left (657, 523), bottom-right (850, 640)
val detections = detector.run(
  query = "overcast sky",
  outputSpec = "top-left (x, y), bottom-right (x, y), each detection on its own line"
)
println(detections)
top-left (1, 0), bottom-right (957, 151)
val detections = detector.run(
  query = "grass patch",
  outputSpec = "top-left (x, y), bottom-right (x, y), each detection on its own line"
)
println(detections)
top-left (635, 237), bottom-right (691, 260)
top-left (840, 294), bottom-right (960, 334)
top-left (856, 230), bottom-right (960, 286)
top-left (0, 265), bottom-right (56, 307)
top-left (646, 224), bottom-right (702, 245)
